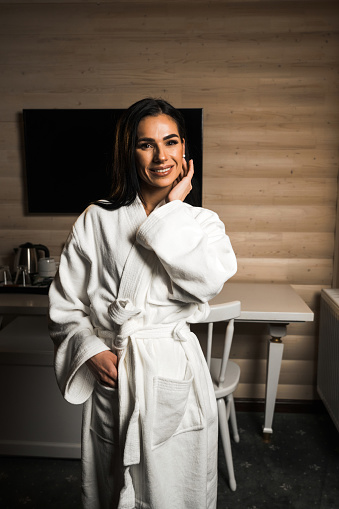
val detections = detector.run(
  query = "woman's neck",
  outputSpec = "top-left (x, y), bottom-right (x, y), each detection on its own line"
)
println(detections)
top-left (139, 184), bottom-right (170, 216)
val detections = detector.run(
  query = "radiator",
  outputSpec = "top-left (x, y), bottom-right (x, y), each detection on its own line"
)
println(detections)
top-left (317, 289), bottom-right (339, 432)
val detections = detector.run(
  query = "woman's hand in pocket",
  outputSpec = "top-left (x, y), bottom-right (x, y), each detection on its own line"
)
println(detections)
top-left (86, 350), bottom-right (118, 388)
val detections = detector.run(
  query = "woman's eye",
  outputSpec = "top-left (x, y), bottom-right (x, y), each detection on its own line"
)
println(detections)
top-left (166, 140), bottom-right (178, 146)
top-left (139, 143), bottom-right (152, 150)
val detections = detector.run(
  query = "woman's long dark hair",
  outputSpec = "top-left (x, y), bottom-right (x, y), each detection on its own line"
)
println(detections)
top-left (94, 97), bottom-right (189, 210)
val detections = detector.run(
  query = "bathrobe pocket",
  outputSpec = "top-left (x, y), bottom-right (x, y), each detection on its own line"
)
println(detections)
top-left (90, 381), bottom-right (119, 444)
top-left (152, 362), bottom-right (203, 449)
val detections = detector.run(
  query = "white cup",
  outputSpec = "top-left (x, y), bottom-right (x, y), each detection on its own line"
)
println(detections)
top-left (38, 257), bottom-right (57, 278)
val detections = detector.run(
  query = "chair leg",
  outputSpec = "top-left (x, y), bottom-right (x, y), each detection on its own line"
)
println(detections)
top-left (217, 398), bottom-right (236, 491)
top-left (228, 394), bottom-right (240, 443)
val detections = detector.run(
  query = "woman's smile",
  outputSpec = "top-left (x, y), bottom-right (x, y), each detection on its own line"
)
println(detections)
top-left (149, 165), bottom-right (174, 175)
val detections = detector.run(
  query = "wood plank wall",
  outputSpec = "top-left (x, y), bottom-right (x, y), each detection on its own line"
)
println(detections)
top-left (0, 0), bottom-right (338, 400)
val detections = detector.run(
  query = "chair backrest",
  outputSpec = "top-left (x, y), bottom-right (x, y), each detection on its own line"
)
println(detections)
top-left (200, 301), bottom-right (241, 386)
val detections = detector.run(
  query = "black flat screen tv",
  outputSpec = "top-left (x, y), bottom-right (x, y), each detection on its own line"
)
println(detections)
top-left (22, 108), bottom-right (203, 214)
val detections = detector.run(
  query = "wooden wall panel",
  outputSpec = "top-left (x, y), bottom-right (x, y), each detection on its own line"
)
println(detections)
top-left (333, 175), bottom-right (339, 287)
top-left (205, 177), bottom-right (337, 205)
top-left (214, 204), bottom-right (336, 233)
top-left (0, 0), bottom-right (338, 401)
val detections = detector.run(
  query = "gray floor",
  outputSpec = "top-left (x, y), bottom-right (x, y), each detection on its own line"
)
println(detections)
top-left (218, 409), bottom-right (339, 509)
top-left (1, 408), bottom-right (339, 509)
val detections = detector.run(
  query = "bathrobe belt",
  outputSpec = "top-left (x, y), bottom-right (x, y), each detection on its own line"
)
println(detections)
top-left (94, 297), bottom-right (192, 350)
top-left (96, 319), bottom-right (191, 350)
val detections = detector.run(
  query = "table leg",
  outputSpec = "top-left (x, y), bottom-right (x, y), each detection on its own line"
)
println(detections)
top-left (263, 323), bottom-right (288, 441)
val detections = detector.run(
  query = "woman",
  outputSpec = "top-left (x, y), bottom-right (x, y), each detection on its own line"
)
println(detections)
top-left (48, 98), bottom-right (237, 509)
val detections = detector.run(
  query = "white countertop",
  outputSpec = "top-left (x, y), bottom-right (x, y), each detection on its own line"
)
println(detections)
top-left (0, 293), bottom-right (48, 315)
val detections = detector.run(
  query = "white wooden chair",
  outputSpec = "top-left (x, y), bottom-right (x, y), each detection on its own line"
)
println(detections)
top-left (200, 300), bottom-right (241, 491)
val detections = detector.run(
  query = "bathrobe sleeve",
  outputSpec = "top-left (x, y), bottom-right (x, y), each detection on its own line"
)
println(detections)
top-left (48, 227), bottom-right (110, 404)
top-left (136, 200), bottom-right (237, 304)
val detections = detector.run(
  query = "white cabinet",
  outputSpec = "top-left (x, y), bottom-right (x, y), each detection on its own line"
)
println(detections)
top-left (0, 316), bottom-right (82, 458)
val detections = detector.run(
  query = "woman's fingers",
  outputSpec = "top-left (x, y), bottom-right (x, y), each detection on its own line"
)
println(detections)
top-left (182, 156), bottom-right (188, 176)
top-left (86, 350), bottom-right (118, 388)
top-left (166, 159), bottom-right (194, 203)
top-left (186, 158), bottom-right (194, 180)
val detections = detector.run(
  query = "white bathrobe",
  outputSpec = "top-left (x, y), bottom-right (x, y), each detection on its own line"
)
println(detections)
top-left (48, 197), bottom-right (237, 509)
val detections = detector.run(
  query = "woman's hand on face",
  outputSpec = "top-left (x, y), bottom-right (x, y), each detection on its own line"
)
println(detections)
top-left (86, 350), bottom-right (118, 388)
top-left (166, 158), bottom-right (194, 203)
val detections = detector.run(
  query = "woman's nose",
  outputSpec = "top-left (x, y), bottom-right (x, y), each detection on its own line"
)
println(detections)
top-left (154, 145), bottom-right (167, 162)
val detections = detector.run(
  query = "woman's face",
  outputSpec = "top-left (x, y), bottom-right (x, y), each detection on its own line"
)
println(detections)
top-left (135, 114), bottom-right (185, 194)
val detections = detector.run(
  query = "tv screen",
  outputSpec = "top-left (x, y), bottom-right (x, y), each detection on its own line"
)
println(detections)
top-left (22, 108), bottom-right (203, 214)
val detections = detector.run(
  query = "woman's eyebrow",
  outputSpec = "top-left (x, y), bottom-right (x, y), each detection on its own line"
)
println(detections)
top-left (137, 134), bottom-right (180, 143)
top-left (164, 134), bottom-right (179, 140)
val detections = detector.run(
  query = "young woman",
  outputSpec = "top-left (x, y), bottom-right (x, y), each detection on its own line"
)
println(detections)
top-left (48, 98), bottom-right (237, 509)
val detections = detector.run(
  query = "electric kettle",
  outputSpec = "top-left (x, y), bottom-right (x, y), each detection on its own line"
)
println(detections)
top-left (13, 242), bottom-right (50, 275)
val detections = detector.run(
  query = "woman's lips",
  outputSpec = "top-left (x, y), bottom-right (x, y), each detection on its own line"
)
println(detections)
top-left (149, 166), bottom-right (173, 176)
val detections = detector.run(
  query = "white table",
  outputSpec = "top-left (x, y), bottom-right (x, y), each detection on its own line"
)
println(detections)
top-left (0, 283), bottom-right (314, 439)
top-left (210, 283), bottom-right (314, 438)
